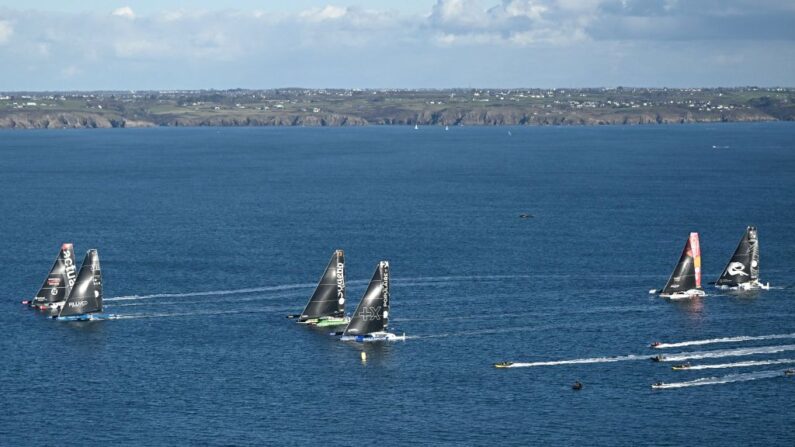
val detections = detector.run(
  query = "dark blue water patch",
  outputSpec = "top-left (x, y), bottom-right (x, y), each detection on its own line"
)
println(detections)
top-left (1, 123), bottom-right (794, 446)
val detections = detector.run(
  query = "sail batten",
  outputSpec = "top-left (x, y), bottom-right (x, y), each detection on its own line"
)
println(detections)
top-left (343, 261), bottom-right (390, 336)
top-left (716, 226), bottom-right (760, 287)
top-left (57, 250), bottom-right (103, 317)
top-left (299, 250), bottom-right (345, 321)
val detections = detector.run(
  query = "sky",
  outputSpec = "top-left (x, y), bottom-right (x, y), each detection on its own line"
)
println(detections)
top-left (0, 0), bottom-right (794, 90)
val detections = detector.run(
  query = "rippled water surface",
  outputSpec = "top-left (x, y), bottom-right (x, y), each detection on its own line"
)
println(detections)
top-left (1, 124), bottom-right (794, 446)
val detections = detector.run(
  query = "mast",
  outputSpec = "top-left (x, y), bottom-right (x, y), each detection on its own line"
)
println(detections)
top-left (661, 233), bottom-right (702, 295)
top-left (32, 243), bottom-right (77, 305)
top-left (299, 250), bottom-right (345, 321)
top-left (716, 226), bottom-right (759, 287)
top-left (343, 261), bottom-right (390, 336)
top-left (57, 250), bottom-right (103, 317)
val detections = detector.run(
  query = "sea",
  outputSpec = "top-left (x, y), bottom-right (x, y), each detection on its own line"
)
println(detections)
top-left (1, 123), bottom-right (794, 446)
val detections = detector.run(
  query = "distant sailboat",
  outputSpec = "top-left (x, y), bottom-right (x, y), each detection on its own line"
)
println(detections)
top-left (338, 261), bottom-right (404, 342)
top-left (289, 249), bottom-right (349, 327)
top-left (53, 250), bottom-right (116, 321)
top-left (23, 243), bottom-right (77, 310)
top-left (414, 124), bottom-right (419, 130)
top-left (715, 226), bottom-right (769, 290)
top-left (445, 125), bottom-right (449, 131)
top-left (656, 233), bottom-right (706, 299)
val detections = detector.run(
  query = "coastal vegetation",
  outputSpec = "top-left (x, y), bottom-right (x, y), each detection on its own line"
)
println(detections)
top-left (1, 87), bottom-right (792, 129)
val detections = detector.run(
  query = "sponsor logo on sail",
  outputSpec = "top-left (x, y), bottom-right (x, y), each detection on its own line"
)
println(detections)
top-left (69, 300), bottom-right (88, 308)
top-left (727, 262), bottom-right (748, 277)
top-left (336, 261), bottom-right (345, 305)
top-left (362, 306), bottom-right (382, 320)
top-left (63, 250), bottom-right (76, 287)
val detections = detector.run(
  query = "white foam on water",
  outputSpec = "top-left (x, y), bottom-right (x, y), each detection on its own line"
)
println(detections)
top-left (653, 333), bottom-right (795, 349)
top-left (653, 370), bottom-right (785, 389)
top-left (685, 358), bottom-right (795, 371)
top-left (662, 344), bottom-right (795, 362)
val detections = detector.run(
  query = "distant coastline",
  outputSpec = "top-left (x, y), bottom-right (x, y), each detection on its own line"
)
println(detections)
top-left (1, 87), bottom-right (792, 129)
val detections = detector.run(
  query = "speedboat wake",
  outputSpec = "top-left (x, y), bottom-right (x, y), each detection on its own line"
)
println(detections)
top-left (652, 370), bottom-right (784, 389)
top-left (651, 333), bottom-right (795, 349)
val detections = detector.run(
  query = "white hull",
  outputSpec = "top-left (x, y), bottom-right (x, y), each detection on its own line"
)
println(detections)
top-left (340, 331), bottom-right (406, 342)
top-left (716, 280), bottom-right (770, 291)
top-left (661, 289), bottom-right (706, 300)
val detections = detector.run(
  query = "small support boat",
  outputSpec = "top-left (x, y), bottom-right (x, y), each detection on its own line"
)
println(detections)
top-left (493, 362), bottom-right (514, 368)
top-left (672, 363), bottom-right (691, 371)
top-left (572, 381), bottom-right (583, 390)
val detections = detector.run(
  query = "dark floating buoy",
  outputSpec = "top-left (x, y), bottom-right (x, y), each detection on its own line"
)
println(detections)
top-left (572, 381), bottom-right (583, 390)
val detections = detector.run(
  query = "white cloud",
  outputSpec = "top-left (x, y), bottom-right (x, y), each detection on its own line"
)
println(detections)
top-left (0, 20), bottom-right (13, 44)
top-left (0, 1), bottom-right (793, 89)
top-left (299, 5), bottom-right (347, 22)
top-left (111, 6), bottom-right (136, 19)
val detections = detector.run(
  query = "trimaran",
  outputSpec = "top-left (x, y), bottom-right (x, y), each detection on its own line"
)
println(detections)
top-left (52, 249), bottom-right (117, 321)
top-left (715, 226), bottom-right (769, 291)
top-left (335, 260), bottom-right (405, 342)
top-left (653, 232), bottom-right (706, 299)
top-left (22, 243), bottom-right (77, 311)
top-left (288, 249), bottom-right (349, 327)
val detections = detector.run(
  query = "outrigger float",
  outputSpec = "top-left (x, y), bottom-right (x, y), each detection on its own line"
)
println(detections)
top-left (334, 261), bottom-right (405, 342)
top-left (715, 226), bottom-right (770, 291)
top-left (21, 243), bottom-right (77, 311)
top-left (288, 250), bottom-right (349, 327)
top-left (52, 249), bottom-right (117, 321)
top-left (651, 232), bottom-right (706, 300)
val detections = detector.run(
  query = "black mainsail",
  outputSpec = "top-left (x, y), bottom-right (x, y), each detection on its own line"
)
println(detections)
top-left (57, 250), bottom-right (103, 317)
top-left (343, 261), bottom-right (390, 336)
top-left (31, 243), bottom-right (77, 306)
top-left (716, 226), bottom-right (760, 287)
top-left (299, 250), bottom-right (346, 321)
top-left (660, 233), bottom-right (702, 296)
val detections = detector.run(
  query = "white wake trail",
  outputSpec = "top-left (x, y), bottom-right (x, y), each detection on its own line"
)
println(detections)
top-left (662, 344), bottom-right (795, 362)
top-left (105, 283), bottom-right (315, 302)
top-left (498, 345), bottom-right (795, 368)
top-left (684, 358), bottom-right (795, 371)
top-left (653, 333), bottom-right (795, 349)
top-left (114, 305), bottom-right (292, 319)
top-left (501, 354), bottom-right (646, 368)
top-left (653, 370), bottom-right (786, 389)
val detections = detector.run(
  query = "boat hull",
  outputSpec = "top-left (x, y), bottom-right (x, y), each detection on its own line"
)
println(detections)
top-left (54, 313), bottom-right (118, 321)
top-left (661, 289), bottom-right (706, 300)
top-left (340, 332), bottom-right (405, 342)
top-left (716, 280), bottom-right (770, 291)
top-left (313, 317), bottom-right (350, 328)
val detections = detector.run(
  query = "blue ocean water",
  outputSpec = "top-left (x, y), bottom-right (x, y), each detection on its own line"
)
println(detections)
top-left (1, 123), bottom-right (794, 446)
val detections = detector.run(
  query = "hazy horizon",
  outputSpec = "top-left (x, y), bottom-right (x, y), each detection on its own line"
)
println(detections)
top-left (1, 1), bottom-right (794, 90)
